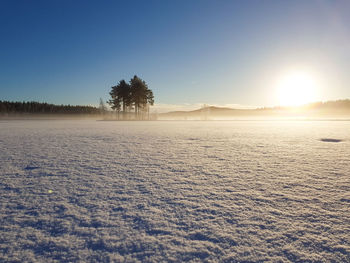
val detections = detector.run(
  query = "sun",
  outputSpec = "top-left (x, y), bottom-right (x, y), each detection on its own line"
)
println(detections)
top-left (276, 71), bottom-right (318, 107)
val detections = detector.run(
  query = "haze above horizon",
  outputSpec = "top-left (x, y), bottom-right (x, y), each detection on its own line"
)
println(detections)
top-left (1, 0), bottom-right (350, 110)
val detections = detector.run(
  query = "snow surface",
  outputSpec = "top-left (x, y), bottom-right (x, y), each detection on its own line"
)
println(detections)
top-left (0, 120), bottom-right (349, 262)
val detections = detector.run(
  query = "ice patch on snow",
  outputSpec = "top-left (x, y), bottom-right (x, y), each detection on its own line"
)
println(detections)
top-left (320, 138), bottom-right (343, 143)
top-left (24, 165), bottom-right (40, 170)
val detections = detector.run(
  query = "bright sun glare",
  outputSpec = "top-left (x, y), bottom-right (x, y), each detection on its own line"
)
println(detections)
top-left (277, 71), bottom-right (318, 107)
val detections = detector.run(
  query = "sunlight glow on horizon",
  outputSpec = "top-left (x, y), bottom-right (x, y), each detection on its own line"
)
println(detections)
top-left (276, 70), bottom-right (319, 107)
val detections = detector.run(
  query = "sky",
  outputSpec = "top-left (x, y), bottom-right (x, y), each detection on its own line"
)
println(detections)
top-left (1, 0), bottom-right (350, 110)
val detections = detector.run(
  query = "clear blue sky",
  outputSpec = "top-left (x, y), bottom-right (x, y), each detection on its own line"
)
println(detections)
top-left (1, 0), bottom-right (349, 108)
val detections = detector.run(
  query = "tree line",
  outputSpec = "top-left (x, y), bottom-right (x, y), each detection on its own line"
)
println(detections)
top-left (0, 75), bottom-right (155, 119)
top-left (0, 101), bottom-right (100, 114)
top-left (108, 75), bottom-right (154, 120)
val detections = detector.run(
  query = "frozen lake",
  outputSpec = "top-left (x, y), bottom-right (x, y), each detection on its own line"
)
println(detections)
top-left (1, 120), bottom-right (349, 262)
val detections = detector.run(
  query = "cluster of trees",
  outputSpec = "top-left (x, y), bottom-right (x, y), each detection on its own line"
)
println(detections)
top-left (0, 101), bottom-right (100, 115)
top-left (109, 75), bottom-right (154, 120)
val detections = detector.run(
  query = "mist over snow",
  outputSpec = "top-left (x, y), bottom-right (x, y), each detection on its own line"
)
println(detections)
top-left (1, 120), bottom-right (349, 262)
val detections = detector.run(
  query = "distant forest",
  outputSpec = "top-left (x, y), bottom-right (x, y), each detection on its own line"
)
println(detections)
top-left (0, 75), bottom-right (154, 119)
top-left (0, 101), bottom-right (100, 115)
top-left (261, 99), bottom-right (350, 110)
top-left (304, 99), bottom-right (350, 109)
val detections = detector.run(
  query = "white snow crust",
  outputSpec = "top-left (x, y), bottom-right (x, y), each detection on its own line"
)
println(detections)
top-left (0, 120), bottom-right (349, 262)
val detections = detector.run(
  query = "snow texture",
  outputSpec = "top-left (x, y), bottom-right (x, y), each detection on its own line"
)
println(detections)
top-left (0, 120), bottom-right (349, 262)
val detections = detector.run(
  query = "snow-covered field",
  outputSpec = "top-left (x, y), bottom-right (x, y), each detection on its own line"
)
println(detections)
top-left (1, 120), bottom-right (349, 262)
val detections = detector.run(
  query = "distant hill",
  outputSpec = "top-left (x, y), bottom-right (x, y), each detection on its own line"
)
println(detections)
top-left (161, 106), bottom-right (254, 118)
top-left (159, 100), bottom-right (350, 120)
